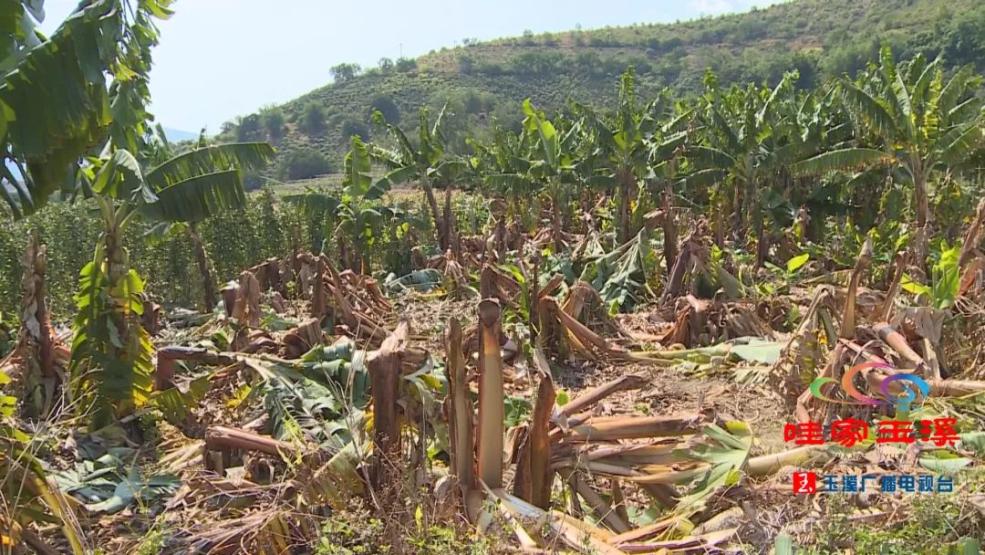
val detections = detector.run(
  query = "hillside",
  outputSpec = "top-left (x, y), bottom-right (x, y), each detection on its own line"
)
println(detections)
top-left (222, 0), bottom-right (985, 179)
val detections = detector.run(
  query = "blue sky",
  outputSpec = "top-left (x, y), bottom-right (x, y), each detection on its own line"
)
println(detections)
top-left (40, 0), bottom-right (783, 133)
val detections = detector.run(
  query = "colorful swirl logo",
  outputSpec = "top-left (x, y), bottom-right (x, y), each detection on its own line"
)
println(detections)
top-left (808, 362), bottom-right (930, 412)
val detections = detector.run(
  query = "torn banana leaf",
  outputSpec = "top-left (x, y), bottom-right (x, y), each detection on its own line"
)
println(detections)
top-left (52, 455), bottom-right (179, 515)
top-left (579, 230), bottom-right (655, 313)
top-left (728, 337), bottom-right (784, 364)
top-left (249, 354), bottom-right (368, 451)
top-left (384, 269), bottom-right (444, 293)
top-left (672, 421), bottom-right (752, 516)
top-left (633, 337), bottom-right (782, 365)
top-left (152, 374), bottom-right (211, 426)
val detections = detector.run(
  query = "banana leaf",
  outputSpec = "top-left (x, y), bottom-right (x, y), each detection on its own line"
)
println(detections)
top-left (51, 454), bottom-right (179, 515)
top-left (385, 269), bottom-right (444, 293)
top-left (579, 230), bottom-right (654, 313)
top-left (672, 421), bottom-right (752, 516)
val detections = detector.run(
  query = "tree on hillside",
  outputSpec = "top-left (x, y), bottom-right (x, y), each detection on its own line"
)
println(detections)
top-left (341, 119), bottom-right (370, 142)
top-left (261, 107), bottom-right (285, 139)
top-left (370, 95), bottom-right (401, 124)
top-left (237, 113), bottom-right (263, 141)
top-left (281, 148), bottom-right (332, 180)
top-left (331, 62), bottom-right (362, 83)
top-left (301, 103), bottom-right (326, 135)
top-left (395, 57), bottom-right (417, 73)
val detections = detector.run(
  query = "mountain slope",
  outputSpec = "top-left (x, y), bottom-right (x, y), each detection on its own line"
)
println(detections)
top-left (222, 0), bottom-right (985, 178)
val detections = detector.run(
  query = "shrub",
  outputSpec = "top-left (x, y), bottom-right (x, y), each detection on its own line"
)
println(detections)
top-left (330, 62), bottom-right (361, 83)
top-left (300, 103), bottom-right (326, 135)
top-left (261, 107), bottom-right (285, 139)
top-left (395, 57), bottom-right (417, 72)
top-left (236, 113), bottom-right (262, 141)
top-left (340, 119), bottom-right (369, 142)
top-left (369, 95), bottom-right (401, 124)
top-left (281, 148), bottom-right (333, 180)
top-left (457, 53), bottom-right (475, 74)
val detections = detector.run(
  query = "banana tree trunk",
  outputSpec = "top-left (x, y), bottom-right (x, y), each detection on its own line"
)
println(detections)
top-left (19, 230), bottom-right (56, 417)
top-left (422, 179), bottom-right (446, 252)
top-left (580, 190), bottom-right (593, 233)
top-left (914, 162), bottom-right (931, 229)
top-left (913, 164), bottom-right (931, 274)
top-left (443, 183), bottom-right (458, 257)
top-left (551, 194), bottom-right (564, 252)
top-left (510, 196), bottom-right (523, 231)
top-left (731, 180), bottom-right (744, 241)
top-left (712, 196), bottom-right (725, 248)
top-left (662, 178), bottom-right (677, 277)
top-left (755, 214), bottom-right (769, 268)
top-left (618, 169), bottom-right (634, 244)
top-left (752, 189), bottom-right (767, 268)
top-left (187, 223), bottom-right (217, 312)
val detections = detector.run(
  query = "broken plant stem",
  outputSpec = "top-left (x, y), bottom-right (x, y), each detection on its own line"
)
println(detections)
top-left (477, 299), bottom-right (505, 489)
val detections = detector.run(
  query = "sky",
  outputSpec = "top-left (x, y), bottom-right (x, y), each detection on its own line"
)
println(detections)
top-left (40, 0), bottom-right (783, 134)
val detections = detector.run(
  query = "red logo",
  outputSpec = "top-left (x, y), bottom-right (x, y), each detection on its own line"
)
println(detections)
top-left (792, 471), bottom-right (817, 494)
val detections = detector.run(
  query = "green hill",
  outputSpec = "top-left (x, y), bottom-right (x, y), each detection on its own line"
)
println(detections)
top-left (222, 0), bottom-right (985, 180)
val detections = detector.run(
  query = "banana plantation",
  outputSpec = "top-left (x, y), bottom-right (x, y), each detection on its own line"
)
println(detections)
top-left (2, 1), bottom-right (985, 554)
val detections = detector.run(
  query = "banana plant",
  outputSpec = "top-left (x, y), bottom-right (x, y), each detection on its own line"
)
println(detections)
top-left (682, 71), bottom-right (837, 265)
top-left (70, 137), bottom-right (271, 431)
top-left (794, 48), bottom-right (985, 270)
top-left (336, 136), bottom-right (392, 272)
top-left (514, 99), bottom-right (583, 251)
top-left (140, 132), bottom-right (274, 311)
top-left (577, 69), bottom-right (688, 244)
top-left (469, 125), bottom-right (536, 229)
top-left (645, 97), bottom-right (690, 271)
top-left (0, 0), bottom-right (201, 431)
top-left (1, 0), bottom-right (174, 219)
top-left (370, 106), bottom-right (465, 253)
top-left (681, 75), bottom-right (778, 247)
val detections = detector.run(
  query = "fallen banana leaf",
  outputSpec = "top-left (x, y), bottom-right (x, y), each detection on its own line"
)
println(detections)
top-left (384, 269), bottom-right (444, 293)
top-left (610, 516), bottom-right (689, 545)
top-left (670, 421), bottom-right (752, 517)
top-left (483, 484), bottom-right (626, 555)
top-left (617, 527), bottom-right (738, 553)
